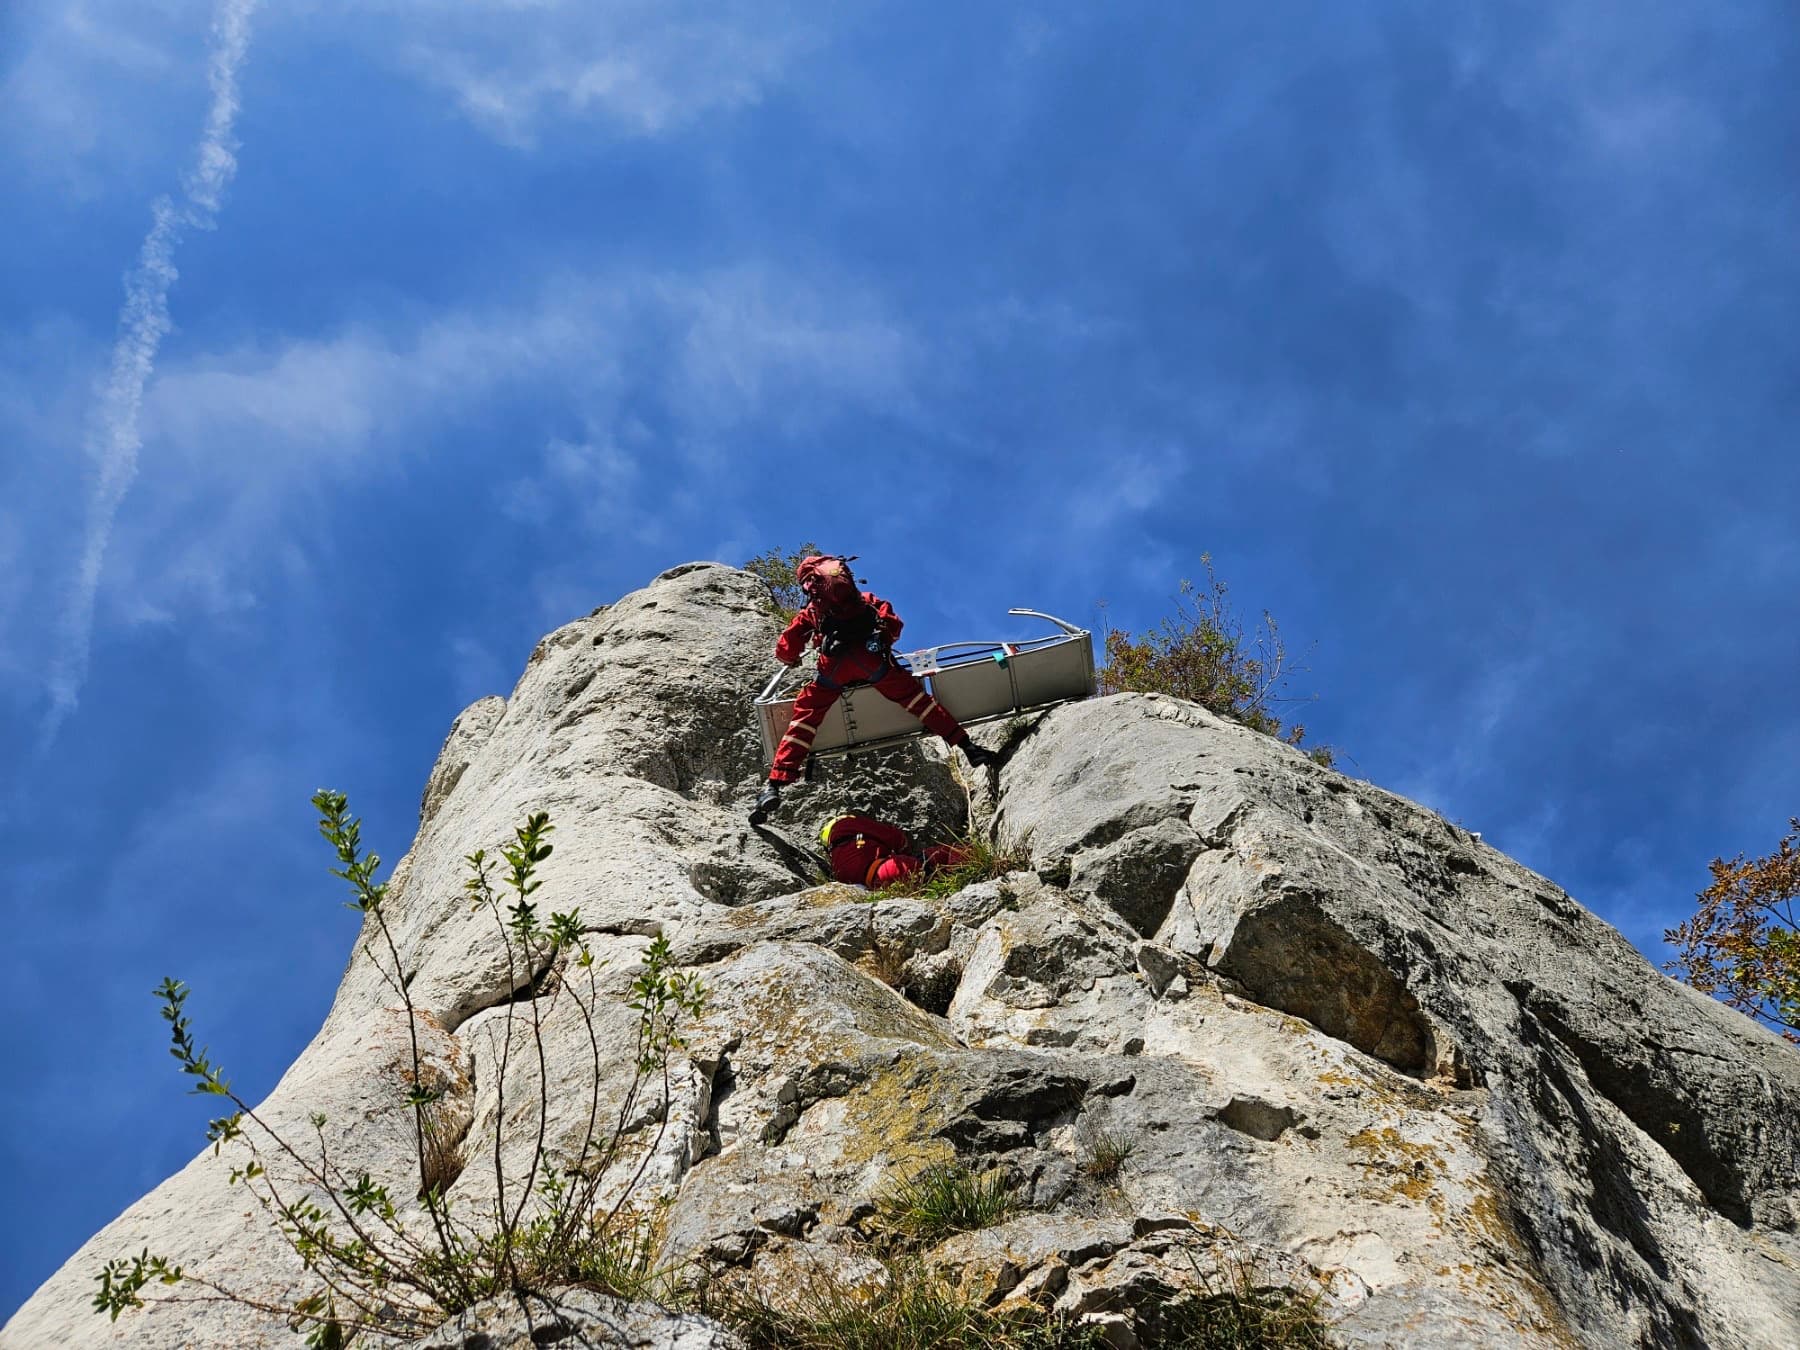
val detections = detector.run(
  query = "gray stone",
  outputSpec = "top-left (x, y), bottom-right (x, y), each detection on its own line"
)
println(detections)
top-left (410, 1288), bottom-right (743, 1349)
top-left (1216, 1096), bottom-right (1303, 1142)
top-left (982, 691), bottom-right (1800, 1349)
top-left (1133, 941), bottom-right (1181, 997)
top-left (1069, 816), bottom-right (1206, 936)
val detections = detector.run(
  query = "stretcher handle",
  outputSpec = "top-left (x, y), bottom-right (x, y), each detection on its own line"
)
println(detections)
top-left (1007, 608), bottom-right (1086, 636)
top-left (758, 664), bottom-right (793, 702)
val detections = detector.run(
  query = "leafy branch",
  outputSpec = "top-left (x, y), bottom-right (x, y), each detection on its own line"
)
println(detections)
top-left (1668, 817), bottom-right (1800, 1042)
top-left (95, 795), bottom-right (706, 1345)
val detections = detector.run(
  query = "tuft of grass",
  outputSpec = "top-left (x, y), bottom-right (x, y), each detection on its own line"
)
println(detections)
top-left (417, 1095), bottom-right (468, 1200)
top-left (1079, 1129), bottom-right (1137, 1184)
top-left (699, 1258), bottom-right (1106, 1350)
top-left (1147, 1244), bottom-right (1335, 1350)
top-left (700, 1245), bottom-right (1335, 1350)
top-left (869, 830), bottom-right (1030, 902)
top-left (876, 1162), bottom-right (1022, 1247)
top-left (1153, 1286), bottom-right (1334, 1348)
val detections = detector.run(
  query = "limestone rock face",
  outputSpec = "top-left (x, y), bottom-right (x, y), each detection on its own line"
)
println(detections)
top-left (7, 563), bottom-right (1798, 1350)
top-left (983, 693), bottom-right (1800, 1347)
top-left (410, 1289), bottom-right (742, 1349)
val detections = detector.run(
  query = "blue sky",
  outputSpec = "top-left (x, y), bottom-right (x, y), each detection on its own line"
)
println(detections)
top-left (3, 0), bottom-right (1797, 1321)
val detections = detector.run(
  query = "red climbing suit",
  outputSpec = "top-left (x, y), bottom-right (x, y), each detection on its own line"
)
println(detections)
top-left (767, 559), bottom-right (974, 784)
top-left (821, 814), bottom-right (972, 889)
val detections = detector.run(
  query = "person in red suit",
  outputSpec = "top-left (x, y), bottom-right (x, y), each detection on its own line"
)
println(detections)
top-left (819, 814), bottom-right (974, 888)
top-left (750, 554), bottom-right (994, 824)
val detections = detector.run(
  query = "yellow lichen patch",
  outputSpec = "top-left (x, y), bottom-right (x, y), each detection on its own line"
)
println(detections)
top-left (723, 886), bottom-right (868, 928)
top-left (832, 1054), bottom-right (958, 1175)
top-left (1465, 1191), bottom-right (1512, 1251)
top-left (1316, 1066), bottom-right (1427, 1117)
top-left (797, 884), bottom-right (871, 908)
top-left (1346, 1126), bottom-right (1448, 1205)
top-left (1435, 1179), bottom-right (1578, 1345)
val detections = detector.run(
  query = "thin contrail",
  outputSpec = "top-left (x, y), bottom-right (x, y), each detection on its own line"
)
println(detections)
top-left (43, 0), bottom-right (260, 746)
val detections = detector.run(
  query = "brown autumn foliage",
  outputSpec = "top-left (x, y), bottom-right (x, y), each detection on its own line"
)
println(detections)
top-left (1666, 818), bottom-right (1800, 1043)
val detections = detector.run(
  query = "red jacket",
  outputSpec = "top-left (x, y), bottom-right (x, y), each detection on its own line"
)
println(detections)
top-left (822, 814), bottom-right (912, 886)
top-left (775, 592), bottom-right (904, 667)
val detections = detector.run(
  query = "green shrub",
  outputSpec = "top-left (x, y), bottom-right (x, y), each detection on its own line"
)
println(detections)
top-left (743, 541), bottom-right (822, 618)
top-left (93, 794), bottom-right (704, 1347)
top-left (1099, 556), bottom-right (1332, 766)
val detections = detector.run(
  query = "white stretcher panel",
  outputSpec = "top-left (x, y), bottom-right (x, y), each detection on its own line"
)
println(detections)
top-left (755, 609), bottom-right (1095, 769)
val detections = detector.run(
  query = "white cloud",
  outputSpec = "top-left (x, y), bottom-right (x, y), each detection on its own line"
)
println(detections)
top-left (145, 311), bottom-right (611, 464)
top-left (673, 267), bottom-right (916, 433)
top-left (1052, 444), bottom-right (1187, 545)
top-left (1492, 6), bottom-right (1732, 174)
top-left (0, 0), bottom-right (199, 193)
top-left (503, 433), bottom-right (641, 531)
top-left (23, 262), bottom-right (918, 680)
top-left (0, 513), bottom-right (26, 682)
top-left (43, 0), bottom-right (260, 744)
top-left (341, 0), bottom-right (818, 146)
top-left (966, 296), bottom-right (1131, 354)
top-left (142, 264), bottom-right (912, 462)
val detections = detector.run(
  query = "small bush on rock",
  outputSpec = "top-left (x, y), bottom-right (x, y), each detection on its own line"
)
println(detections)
top-left (1099, 556), bottom-right (1332, 766)
top-left (743, 541), bottom-right (822, 618)
top-left (702, 1258), bottom-right (1107, 1350)
top-left (93, 793), bottom-right (705, 1346)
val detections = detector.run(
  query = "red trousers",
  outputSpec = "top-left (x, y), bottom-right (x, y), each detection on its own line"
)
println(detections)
top-left (829, 829), bottom-right (973, 887)
top-left (769, 647), bottom-right (970, 783)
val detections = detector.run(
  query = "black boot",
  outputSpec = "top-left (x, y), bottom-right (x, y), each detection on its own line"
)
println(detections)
top-left (749, 781), bottom-right (782, 825)
top-left (961, 741), bottom-right (997, 770)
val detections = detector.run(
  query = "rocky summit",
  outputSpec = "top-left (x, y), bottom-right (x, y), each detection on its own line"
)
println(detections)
top-left (7, 562), bottom-right (1798, 1349)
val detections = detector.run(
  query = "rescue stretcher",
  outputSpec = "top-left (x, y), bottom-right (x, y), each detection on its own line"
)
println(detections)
top-left (755, 609), bottom-right (1096, 769)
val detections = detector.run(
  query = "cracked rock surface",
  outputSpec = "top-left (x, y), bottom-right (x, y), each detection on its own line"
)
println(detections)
top-left (7, 562), bottom-right (1798, 1349)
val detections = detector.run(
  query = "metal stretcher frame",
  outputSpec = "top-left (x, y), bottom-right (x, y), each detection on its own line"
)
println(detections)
top-left (755, 609), bottom-right (1096, 769)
